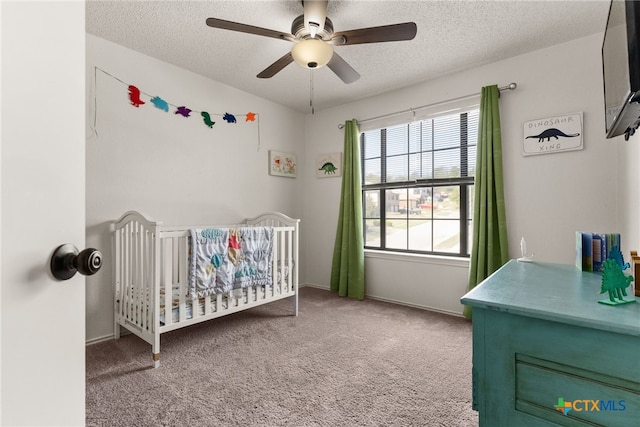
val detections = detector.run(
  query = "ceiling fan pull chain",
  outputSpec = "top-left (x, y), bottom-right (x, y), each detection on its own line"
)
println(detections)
top-left (310, 70), bottom-right (315, 115)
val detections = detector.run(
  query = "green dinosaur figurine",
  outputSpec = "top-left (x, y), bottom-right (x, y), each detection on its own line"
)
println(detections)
top-left (599, 258), bottom-right (635, 305)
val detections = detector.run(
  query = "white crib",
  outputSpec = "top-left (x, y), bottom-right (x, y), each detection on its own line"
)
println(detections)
top-left (112, 210), bottom-right (299, 367)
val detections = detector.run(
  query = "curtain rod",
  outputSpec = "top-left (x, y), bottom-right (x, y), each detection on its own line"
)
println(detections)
top-left (337, 82), bottom-right (517, 129)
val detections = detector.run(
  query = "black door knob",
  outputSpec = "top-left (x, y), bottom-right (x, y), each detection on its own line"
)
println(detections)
top-left (51, 244), bottom-right (102, 280)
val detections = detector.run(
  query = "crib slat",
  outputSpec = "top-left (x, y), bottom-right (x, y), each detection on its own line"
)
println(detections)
top-left (142, 226), bottom-right (148, 331)
top-left (146, 227), bottom-right (153, 330)
top-left (271, 232), bottom-right (278, 298)
top-left (140, 223), bottom-right (147, 329)
top-left (122, 223), bottom-right (128, 321)
top-left (278, 231), bottom-right (288, 294)
top-left (129, 223), bottom-right (135, 321)
top-left (127, 222), bottom-right (134, 322)
top-left (117, 227), bottom-right (123, 318)
top-left (114, 227), bottom-right (123, 324)
top-left (178, 237), bottom-right (187, 322)
top-left (138, 225), bottom-right (144, 330)
top-left (135, 222), bottom-right (143, 328)
top-left (238, 291), bottom-right (243, 306)
top-left (149, 228), bottom-right (155, 330)
top-left (162, 238), bottom-right (172, 327)
top-left (286, 228), bottom-right (293, 293)
top-left (152, 227), bottom-right (161, 348)
top-left (129, 222), bottom-right (136, 324)
top-left (192, 297), bottom-right (200, 317)
top-left (127, 223), bottom-right (133, 322)
top-left (204, 294), bottom-right (212, 315)
top-left (138, 222), bottom-right (145, 328)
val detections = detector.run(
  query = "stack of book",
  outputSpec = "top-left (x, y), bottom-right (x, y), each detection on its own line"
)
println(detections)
top-left (575, 232), bottom-right (621, 272)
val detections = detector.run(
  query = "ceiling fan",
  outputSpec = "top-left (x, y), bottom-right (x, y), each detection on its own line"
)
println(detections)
top-left (205, 0), bottom-right (417, 84)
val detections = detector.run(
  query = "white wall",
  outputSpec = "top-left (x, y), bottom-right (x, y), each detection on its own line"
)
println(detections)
top-left (303, 33), bottom-right (633, 316)
top-left (616, 130), bottom-right (640, 259)
top-left (86, 35), bottom-right (306, 342)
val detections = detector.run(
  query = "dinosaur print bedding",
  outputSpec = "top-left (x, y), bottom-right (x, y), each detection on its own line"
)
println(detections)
top-left (188, 226), bottom-right (274, 299)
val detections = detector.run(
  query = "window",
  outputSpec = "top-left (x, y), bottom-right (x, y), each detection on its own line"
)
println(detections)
top-left (361, 109), bottom-right (478, 257)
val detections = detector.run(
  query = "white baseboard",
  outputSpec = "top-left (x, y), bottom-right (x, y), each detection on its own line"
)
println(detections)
top-left (86, 334), bottom-right (114, 346)
top-left (300, 283), bottom-right (328, 290)
top-left (86, 328), bottom-right (131, 346)
top-left (365, 294), bottom-right (464, 318)
top-left (300, 282), bottom-right (464, 318)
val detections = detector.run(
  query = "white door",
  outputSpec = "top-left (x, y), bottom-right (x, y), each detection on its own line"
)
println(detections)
top-left (1, 1), bottom-right (86, 425)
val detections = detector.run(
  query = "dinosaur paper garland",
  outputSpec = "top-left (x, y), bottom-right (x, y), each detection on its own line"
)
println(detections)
top-left (90, 67), bottom-right (262, 150)
top-left (125, 82), bottom-right (258, 129)
top-left (98, 68), bottom-right (259, 132)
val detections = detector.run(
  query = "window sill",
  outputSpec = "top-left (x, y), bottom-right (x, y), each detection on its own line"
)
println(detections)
top-left (364, 249), bottom-right (470, 268)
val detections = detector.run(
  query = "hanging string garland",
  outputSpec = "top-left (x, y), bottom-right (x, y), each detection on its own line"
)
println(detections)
top-left (125, 81), bottom-right (258, 128)
top-left (91, 67), bottom-right (261, 147)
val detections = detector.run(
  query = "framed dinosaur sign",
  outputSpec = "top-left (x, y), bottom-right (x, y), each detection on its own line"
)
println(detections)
top-left (522, 112), bottom-right (583, 156)
top-left (316, 152), bottom-right (342, 178)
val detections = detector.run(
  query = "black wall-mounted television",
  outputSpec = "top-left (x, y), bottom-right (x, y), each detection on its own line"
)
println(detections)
top-left (602, 0), bottom-right (640, 140)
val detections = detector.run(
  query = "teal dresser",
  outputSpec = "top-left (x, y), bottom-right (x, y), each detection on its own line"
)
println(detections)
top-left (461, 260), bottom-right (640, 426)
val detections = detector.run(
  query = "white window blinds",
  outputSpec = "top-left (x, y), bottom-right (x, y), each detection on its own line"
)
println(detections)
top-left (357, 94), bottom-right (480, 133)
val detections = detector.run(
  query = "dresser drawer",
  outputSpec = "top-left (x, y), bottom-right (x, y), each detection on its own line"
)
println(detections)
top-left (515, 354), bottom-right (639, 426)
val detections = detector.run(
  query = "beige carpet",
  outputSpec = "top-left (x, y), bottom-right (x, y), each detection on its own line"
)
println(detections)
top-left (86, 287), bottom-right (478, 426)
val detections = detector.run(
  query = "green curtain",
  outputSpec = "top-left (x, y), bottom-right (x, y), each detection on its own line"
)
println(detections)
top-left (463, 85), bottom-right (509, 319)
top-left (330, 119), bottom-right (365, 300)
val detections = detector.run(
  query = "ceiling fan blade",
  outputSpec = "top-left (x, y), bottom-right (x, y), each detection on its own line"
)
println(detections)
top-left (327, 52), bottom-right (360, 84)
top-left (330, 22), bottom-right (417, 46)
top-left (257, 52), bottom-right (294, 79)
top-left (206, 17), bottom-right (295, 42)
top-left (303, 0), bottom-right (328, 34)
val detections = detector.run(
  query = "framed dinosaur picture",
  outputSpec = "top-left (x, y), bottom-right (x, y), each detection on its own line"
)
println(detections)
top-left (316, 152), bottom-right (342, 178)
top-left (522, 112), bottom-right (583, 156)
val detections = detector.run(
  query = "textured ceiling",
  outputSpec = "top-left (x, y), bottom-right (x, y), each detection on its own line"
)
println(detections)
top-left (86, 0), bottom-right (612, 113)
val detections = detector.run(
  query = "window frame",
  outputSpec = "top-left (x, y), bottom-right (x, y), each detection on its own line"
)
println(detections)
top-left (361, 110), bottom-right (477, 258)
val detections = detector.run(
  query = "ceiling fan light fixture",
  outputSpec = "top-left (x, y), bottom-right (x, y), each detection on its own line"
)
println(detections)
top-left (291, 39), bottom-right (333, 69)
